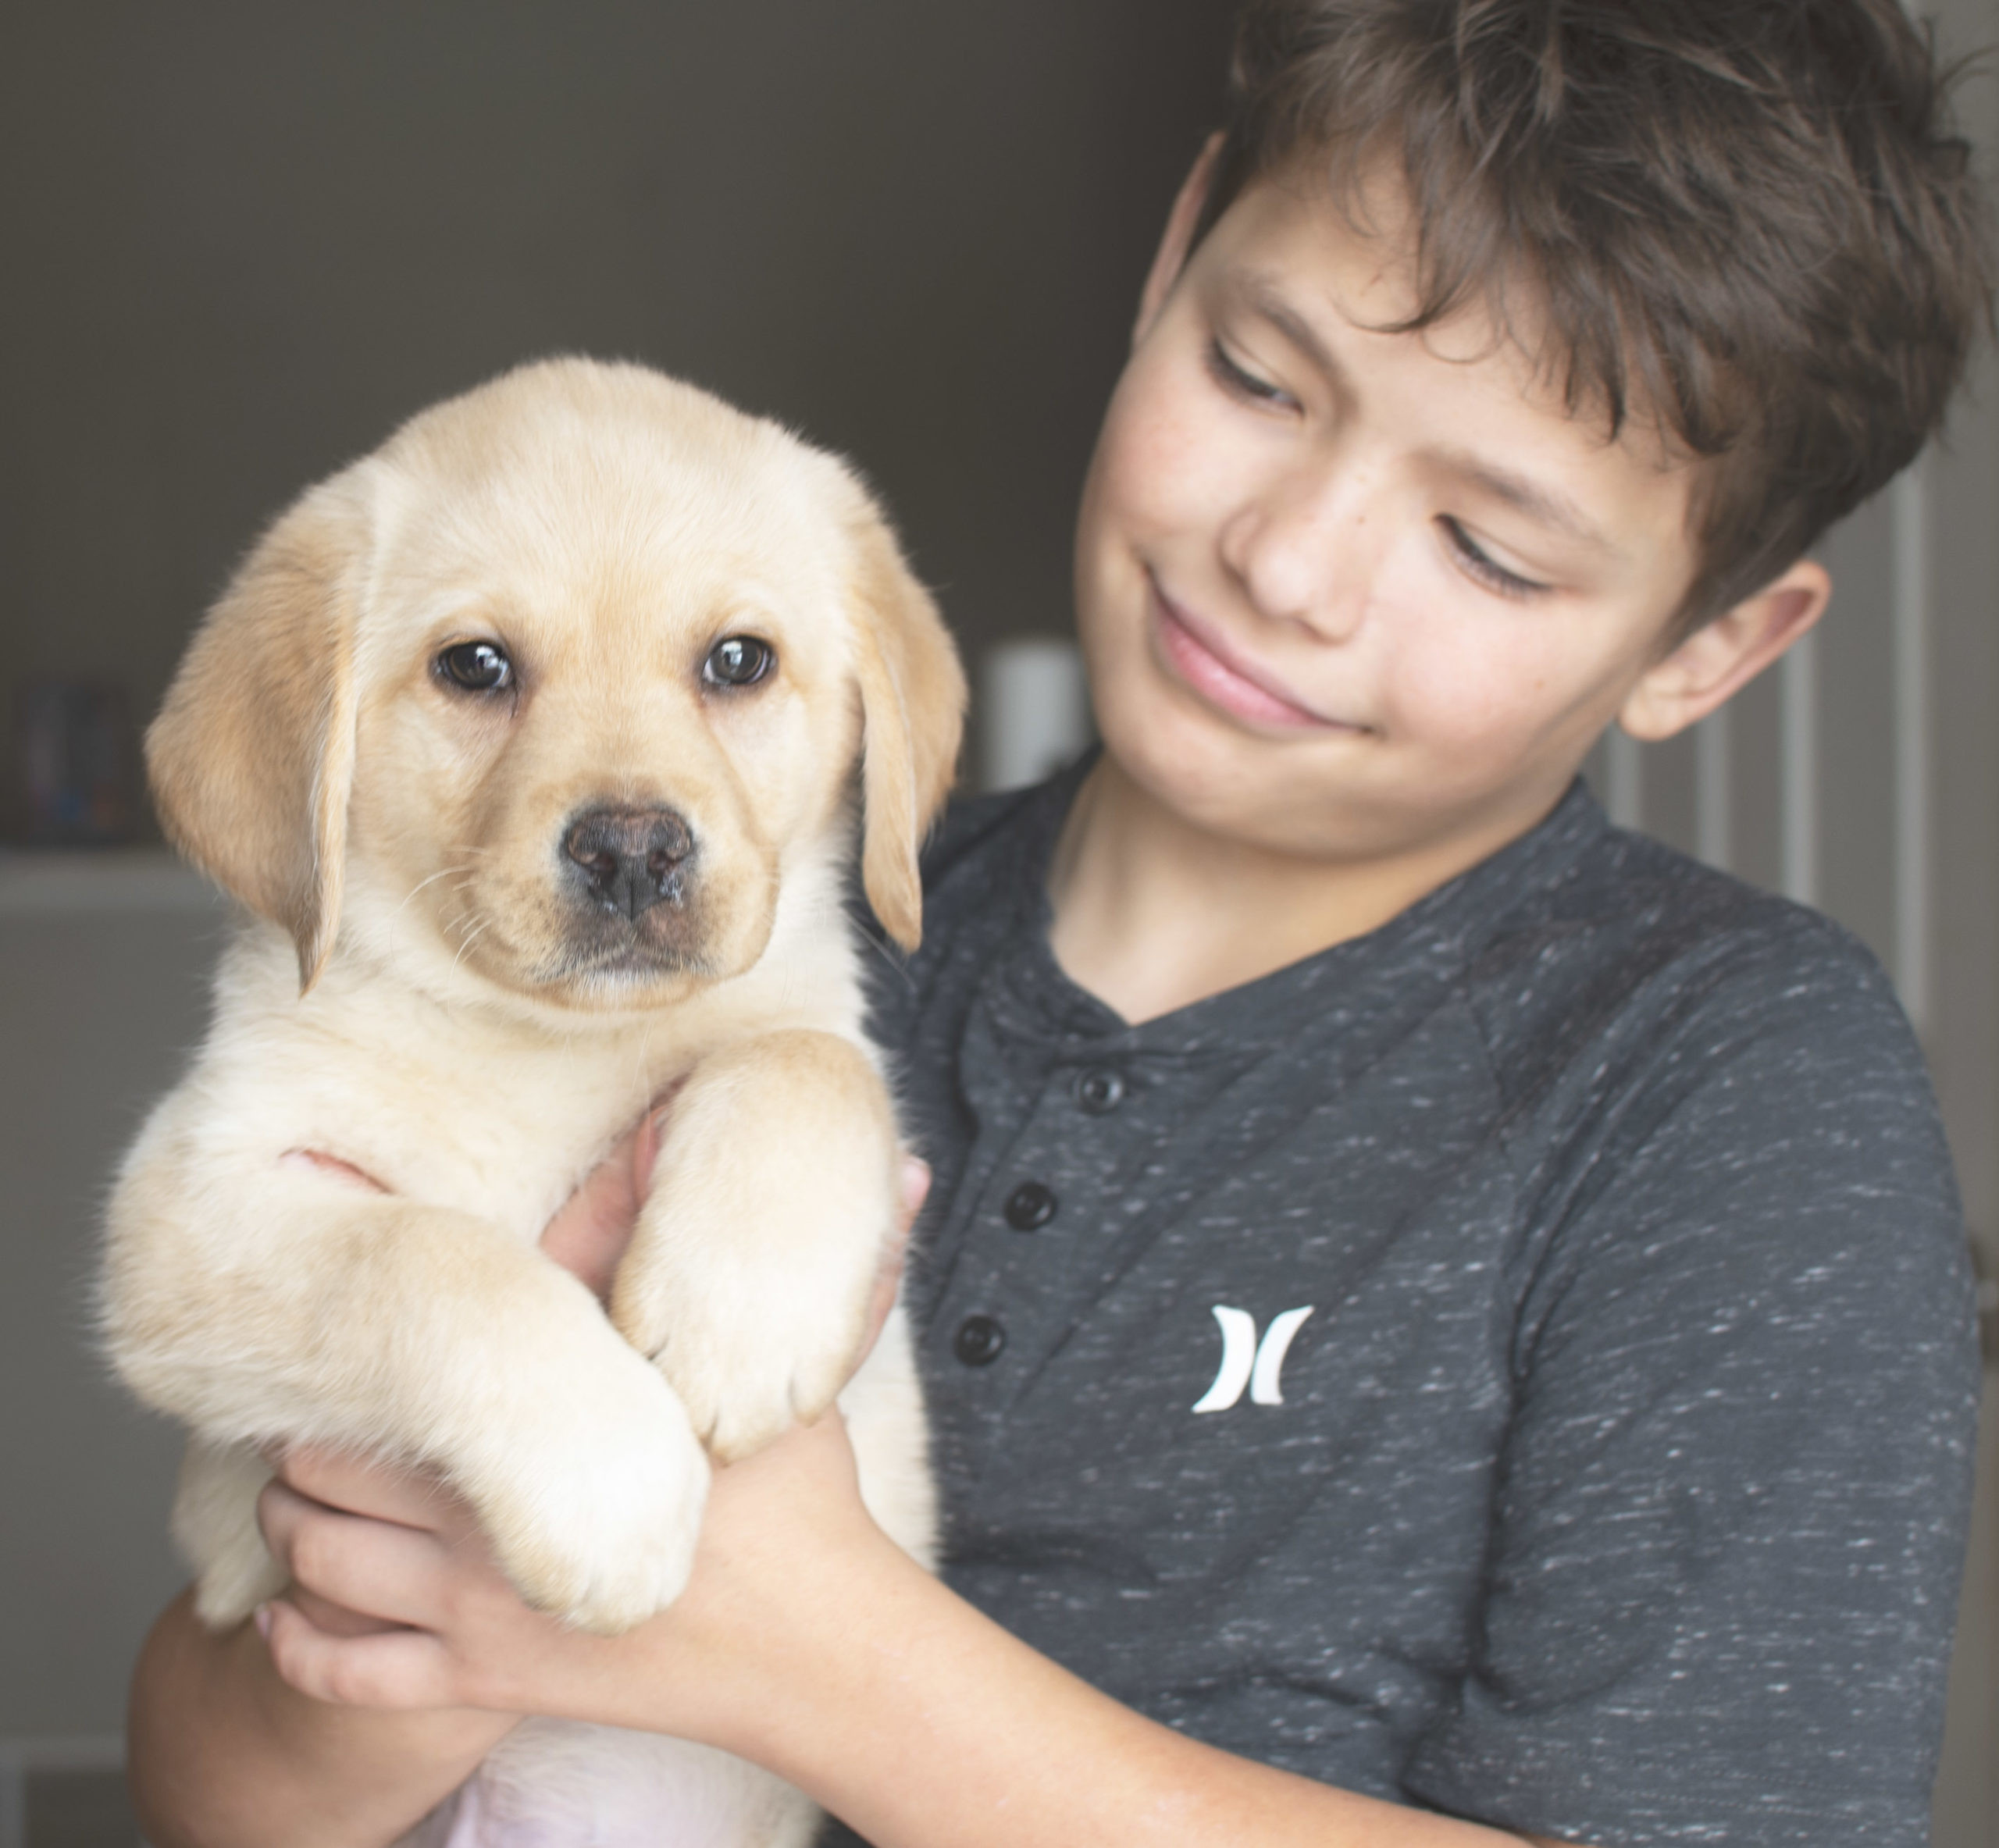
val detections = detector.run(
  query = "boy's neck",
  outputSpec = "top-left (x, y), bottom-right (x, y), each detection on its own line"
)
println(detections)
top-left (1044, 755), bottom-right (1563, 1025)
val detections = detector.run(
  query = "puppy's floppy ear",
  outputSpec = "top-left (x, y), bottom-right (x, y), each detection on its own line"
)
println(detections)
top-left (845, 500), bottom-right (967, 953)
top-left (147, 468), bottom-right (372, 992)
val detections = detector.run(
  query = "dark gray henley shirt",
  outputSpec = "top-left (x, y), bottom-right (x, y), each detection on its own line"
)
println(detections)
top-left (825, 773), bottom-right (1978, 1847)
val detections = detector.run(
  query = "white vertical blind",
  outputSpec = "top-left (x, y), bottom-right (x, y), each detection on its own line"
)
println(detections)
top-left (1779, 626), bottom-right (1821, 909)
top-left (1695, 703), bottom-right (1733, 874)
top-left (1603, 725), bottom-right (1643, 831)
top-left (1892, 460), bottom-right (1932, 1034)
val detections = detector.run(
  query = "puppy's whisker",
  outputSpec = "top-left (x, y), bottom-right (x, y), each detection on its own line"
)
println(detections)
top-left (396, 864), bottom-right (476, 918)
top-left (452, 917), bottom-right (494, 969)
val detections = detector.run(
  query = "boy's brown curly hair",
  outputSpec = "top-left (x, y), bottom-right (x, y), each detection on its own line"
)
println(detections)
top-left (1196, 0), bottom-right (1994, 632)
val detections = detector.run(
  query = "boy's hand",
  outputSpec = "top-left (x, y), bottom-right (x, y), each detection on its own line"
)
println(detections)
top-left (253, 1120), bottom-right (930, 1712)
top-left (254, 1402), bottom-right (871, 1728)
top-left (536, 1103), bottom-right (666, 1304)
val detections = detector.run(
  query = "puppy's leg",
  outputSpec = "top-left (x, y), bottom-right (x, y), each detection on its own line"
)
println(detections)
top-left (611, 1030), bottom-right (900, 1462)
top-left (173, 1437), bottom-right (287, 1627)
top-left (108, 1134), bottom-right (710, 1635)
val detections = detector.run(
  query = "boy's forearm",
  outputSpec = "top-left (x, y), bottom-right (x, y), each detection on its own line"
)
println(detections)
top-left (129, 1590), bottom-right (509, 1848)
top-left (665, 1524), bottom-right (1570, 1848)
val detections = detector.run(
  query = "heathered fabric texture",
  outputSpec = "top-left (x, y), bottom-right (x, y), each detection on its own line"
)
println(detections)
top-left (821, 773), bottom-right (1978, 1848)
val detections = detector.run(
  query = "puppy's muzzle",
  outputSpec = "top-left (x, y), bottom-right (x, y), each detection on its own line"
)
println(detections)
top-left (563, 806), bottom-right (695, 920)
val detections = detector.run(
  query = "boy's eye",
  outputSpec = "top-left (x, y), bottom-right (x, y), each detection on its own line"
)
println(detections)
top-left (1205, 338), bottom-right (1295, 410)
top-left (1439, 518), bottom-right (1550, 600)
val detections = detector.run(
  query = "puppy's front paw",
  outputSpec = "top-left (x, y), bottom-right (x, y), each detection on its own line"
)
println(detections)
top-left (611, 1030), bottom-right (902, 1464)
top-left (470, 1352), bottom-right (710, 1635)
top-left (617, 1248), bottom-right (876, 1464)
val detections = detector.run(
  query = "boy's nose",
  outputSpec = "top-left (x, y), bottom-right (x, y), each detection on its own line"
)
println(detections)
top-left (1218, 466), bottom-right (1377, 641)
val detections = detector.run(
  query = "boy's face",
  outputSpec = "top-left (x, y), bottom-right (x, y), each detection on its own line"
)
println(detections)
top-left (1073, 159), bottom-right (1809, 874)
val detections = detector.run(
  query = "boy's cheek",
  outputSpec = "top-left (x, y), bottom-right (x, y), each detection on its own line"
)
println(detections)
top-left (1086, 362), bottom-right (1247, 544)
top-left (1368, 646), bottom-right (1599, 780)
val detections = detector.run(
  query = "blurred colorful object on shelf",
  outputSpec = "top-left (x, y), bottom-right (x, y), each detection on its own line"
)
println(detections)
top-left (12, 677), bottom-right (139, 845)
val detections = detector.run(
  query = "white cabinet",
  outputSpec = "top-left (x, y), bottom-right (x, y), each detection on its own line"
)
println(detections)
top-left (0, 855), bottom-right (223, 1743)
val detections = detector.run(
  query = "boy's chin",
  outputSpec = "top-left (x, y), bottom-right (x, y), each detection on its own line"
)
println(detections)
top-left (1095, 717), bottom-right (1371, 857)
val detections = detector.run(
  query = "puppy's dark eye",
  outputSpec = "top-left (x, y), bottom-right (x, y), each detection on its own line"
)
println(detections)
top-left (436, 641), bottom-right (513, 693)
top-left (703, 636), bottom-right (775, 688)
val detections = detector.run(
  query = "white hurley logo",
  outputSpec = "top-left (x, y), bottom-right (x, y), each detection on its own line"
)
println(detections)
top-left (1190, 1305), bottom-right (1315, 1412)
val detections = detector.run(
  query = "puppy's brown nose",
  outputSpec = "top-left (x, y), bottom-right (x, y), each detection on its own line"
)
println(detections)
top-left (562, 806), bottom-right (695, 919)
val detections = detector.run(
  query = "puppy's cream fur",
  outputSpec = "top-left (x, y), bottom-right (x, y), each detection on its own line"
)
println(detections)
top-left (102, 358), bottom-right (964, 1847)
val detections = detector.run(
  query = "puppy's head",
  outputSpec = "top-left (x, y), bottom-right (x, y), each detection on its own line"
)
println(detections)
top-left (148, 358), bottom-right (965, 1006)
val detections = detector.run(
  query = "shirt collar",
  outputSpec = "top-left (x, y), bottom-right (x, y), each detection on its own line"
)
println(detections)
top-left (978, 769), bottom-right (1613, 1059)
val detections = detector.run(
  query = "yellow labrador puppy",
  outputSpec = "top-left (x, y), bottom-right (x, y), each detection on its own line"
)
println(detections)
top-left (102, 358), bottom-right (962, 1846)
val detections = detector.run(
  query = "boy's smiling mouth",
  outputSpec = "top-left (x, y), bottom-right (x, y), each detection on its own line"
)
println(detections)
top-left (1147, 575), bottom-right (1360, 735)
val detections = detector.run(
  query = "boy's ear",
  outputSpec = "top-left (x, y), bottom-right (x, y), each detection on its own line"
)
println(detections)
top-left (1135, 133), bottom-right (1226, 344)
top-left (1618, 557), bottom-right (1831, 743)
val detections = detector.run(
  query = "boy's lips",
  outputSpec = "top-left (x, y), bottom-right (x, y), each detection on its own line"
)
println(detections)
top-left (1149, 581), bottom-right (1353, 733)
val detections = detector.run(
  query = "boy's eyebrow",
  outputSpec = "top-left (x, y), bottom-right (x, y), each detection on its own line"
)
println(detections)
top-left (1230, 274), bottom-right (1616, 554)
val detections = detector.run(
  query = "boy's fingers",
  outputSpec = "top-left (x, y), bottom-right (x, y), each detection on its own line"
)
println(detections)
top-left (259, 1597), bottom-right (461, 1711)
top-left (540, 1136), bottom-right (643, 1299)
top-left (284, 1583), bottom-right (403, 1640)
top-left (271, 1444), bottom-right (458, 1533)
top-left (897, 1155), bottom-right (932, 1234)
top-left (539, 1091), bottom-right (676, 1300)
top-left (257, 1479), bottom-right (457, 1631)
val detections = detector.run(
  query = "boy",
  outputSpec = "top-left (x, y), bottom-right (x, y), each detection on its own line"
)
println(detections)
top-left (129, 2), bottom-right (1989, 1843)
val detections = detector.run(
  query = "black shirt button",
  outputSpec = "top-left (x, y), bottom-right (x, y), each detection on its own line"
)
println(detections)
top-left (1003, 1180), bottom-right (1059, 1231)
top-left (1075, 1067), bottom-right (1126, 1115)
top-left (953, 1314), bottom-right (1007, 1366)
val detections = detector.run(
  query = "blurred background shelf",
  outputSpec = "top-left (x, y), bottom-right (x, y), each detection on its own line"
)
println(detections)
top-left (0, 850), bottom-right (218, 918)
